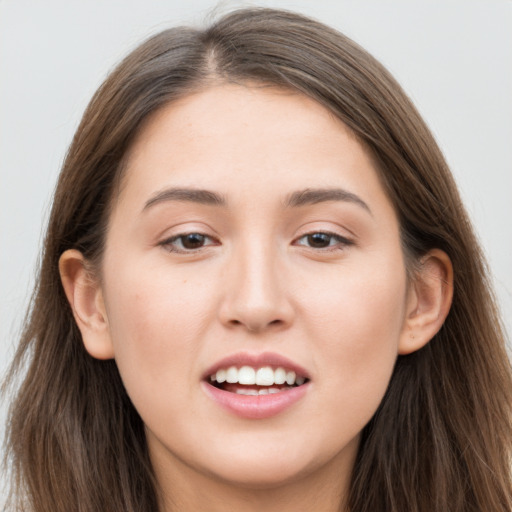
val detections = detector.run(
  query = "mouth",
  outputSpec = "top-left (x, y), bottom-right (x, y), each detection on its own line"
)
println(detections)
top-left (208, 365), bottom-right (309, 395)
top-left (202, 352), bottom-right (311, 418)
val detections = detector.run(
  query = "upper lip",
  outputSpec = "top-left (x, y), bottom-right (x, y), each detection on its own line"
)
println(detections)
top-left (203, 351), bottom-right (310, 381)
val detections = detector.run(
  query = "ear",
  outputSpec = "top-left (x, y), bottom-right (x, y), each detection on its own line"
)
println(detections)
top-left (59, 249), bottom-right (115, 360)
top-left (398, 249), bottom-right (453, 355)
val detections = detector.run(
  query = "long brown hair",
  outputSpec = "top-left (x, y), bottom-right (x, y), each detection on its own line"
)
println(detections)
top-left (4, 8), bottom-right (511, 511)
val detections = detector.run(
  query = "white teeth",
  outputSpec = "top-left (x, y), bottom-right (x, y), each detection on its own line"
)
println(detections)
top-left (274, 367), bottom-right (286, 385)
top-left (256, 366), bottom-right (274, 386)
top-left (226, 366), bottom-right (238, 383)
top-left (235, 388), bottom-right (258, 395)
top-left (212, 365), bottom-right (306, 386)
top-left (235, 387), bottom-right (293, 395)
top-left (285, 371), bottom-right (296, 385)
top-left (238, 366), bottom-right (256, 385)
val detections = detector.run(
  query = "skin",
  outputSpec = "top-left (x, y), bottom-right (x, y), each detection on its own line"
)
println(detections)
top-left (60, 84), bottom-right (453, 511)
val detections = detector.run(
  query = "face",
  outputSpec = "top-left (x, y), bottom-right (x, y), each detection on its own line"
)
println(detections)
top-left (99, 85), bottom-right (411, 489)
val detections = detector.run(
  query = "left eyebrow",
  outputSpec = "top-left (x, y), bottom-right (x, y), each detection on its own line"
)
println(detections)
top-left (284, 188), bottom-right (372, 215)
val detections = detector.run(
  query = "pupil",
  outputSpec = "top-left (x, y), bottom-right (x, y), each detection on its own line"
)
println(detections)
top-left (182, 233), bottom-right (205, 249)
top-left (308, 233), bottom-right (330, 248)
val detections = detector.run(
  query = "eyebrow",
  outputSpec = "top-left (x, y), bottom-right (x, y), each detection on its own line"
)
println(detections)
top-left (285, 188), bottom-right (372, 215)
top-left (142, 186), bottom-right (371, 215)
top-left (143, 187), bottom-right (226, 211)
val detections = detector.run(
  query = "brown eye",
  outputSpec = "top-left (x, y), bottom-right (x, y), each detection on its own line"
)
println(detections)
top-left (180, 233), bottom-right (207, 249)
top-left (294, 231), bottom-right (353, 251)
top-left (160, 232), bottom-right (217, 253)
top-left (306, 233), bottom-right (332, 248)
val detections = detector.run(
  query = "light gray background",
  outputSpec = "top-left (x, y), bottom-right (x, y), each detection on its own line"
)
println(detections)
top-left (1, 0), bottom-right (511, 497)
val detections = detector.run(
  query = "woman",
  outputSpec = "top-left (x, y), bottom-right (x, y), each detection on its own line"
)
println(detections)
top-left (3, 7), bottom-right (511, 512)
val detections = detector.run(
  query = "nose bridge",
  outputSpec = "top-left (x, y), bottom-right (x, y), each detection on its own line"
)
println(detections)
top-left (219, 234), bottom-right (292, 332)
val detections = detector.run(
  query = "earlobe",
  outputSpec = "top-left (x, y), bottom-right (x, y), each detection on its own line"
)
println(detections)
top-left (59, 249), bottom-right (115, 360)
top-left (398, 249), bottom-right (454, 355)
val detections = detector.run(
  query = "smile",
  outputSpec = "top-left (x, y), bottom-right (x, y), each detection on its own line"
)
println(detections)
top-left (203, 353), bottom-right (311, 419)
top-left (209, 365), bottom-right (307, 395)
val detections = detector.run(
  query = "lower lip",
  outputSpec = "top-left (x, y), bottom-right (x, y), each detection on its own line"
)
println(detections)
top-left (202, 382), bottom-right (310, 419)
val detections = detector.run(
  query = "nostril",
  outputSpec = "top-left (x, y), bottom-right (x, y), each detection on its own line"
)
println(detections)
top-left (246, 318), bottom-right (283, 332)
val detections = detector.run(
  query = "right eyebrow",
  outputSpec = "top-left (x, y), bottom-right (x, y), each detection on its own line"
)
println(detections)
top-left (142, 187), bottom-right (226, 212)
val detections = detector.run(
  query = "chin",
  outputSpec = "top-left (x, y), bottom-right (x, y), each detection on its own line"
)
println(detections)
top-left (198, 437), bottom-right (354, 491)
top-left (206, 459), bottom-right (314, 490)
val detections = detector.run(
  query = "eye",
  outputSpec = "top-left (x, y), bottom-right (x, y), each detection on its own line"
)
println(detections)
top-left (294, 231), bottom-right (352, 250)
top-left (160, 232), bottom-right (217, 253)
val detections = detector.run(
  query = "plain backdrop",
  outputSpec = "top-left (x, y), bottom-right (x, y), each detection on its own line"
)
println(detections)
top-left (0, 0), bottom-right (511, 496)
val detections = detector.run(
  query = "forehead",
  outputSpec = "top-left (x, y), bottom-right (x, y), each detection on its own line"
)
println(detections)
top-left (116, 84), bottom-right (393, 218)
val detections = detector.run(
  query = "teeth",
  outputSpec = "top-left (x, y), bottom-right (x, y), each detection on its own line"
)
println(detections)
top-left (226, 366), bottom-right (238, 383)
top-left (213, 366), bottom-right (306, 387)
top-left (274, 367), bottom-right (286, 385)
top-left (256, 366), bottom-right (274, 386)
top-left (235, 386), bottom-right (293, 395)
top-left (238, 366), bottom-right (256, 385)
top-left (235, 388), bottom-right (259, 396)
top-left (285, 371), bottom-right (296, 385)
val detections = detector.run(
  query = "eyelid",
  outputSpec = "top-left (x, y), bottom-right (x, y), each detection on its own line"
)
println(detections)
top-left (292, 230), bottom-right (354, 251)
top-left (159, 231), bottom-right (219, 254)
top-left (292, 216), bottom-right (358, 239)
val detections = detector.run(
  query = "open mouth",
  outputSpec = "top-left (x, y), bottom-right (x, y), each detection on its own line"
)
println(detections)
top-left (208, 365), bottom-right (309, 395)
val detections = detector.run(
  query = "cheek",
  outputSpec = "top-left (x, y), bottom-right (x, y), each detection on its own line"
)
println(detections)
top-left (301, 255), bottom-right (407, 428)
top-left (101, 263), bottom-right (216, 408)
top-left (302, 251), bottom-right (407, 349)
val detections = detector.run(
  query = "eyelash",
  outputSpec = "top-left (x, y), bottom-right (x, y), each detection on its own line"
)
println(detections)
top-left (293, 231), bottom-right (354, 252)
top-left (159, 233), bottom-right (218, 253)
top-left (159, 231), bottom-right (353, 254)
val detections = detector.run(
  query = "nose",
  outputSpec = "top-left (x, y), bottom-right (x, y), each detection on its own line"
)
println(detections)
top-left (218, 241), bottom-right (294, 333)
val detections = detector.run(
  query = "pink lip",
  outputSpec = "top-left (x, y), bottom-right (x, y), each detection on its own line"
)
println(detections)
top-left (202, 351), bottom-right (310, 380)
top-left (202, 351), bottom-right (311, 419)
top-left (202, 381), bottom-right (310, 419)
